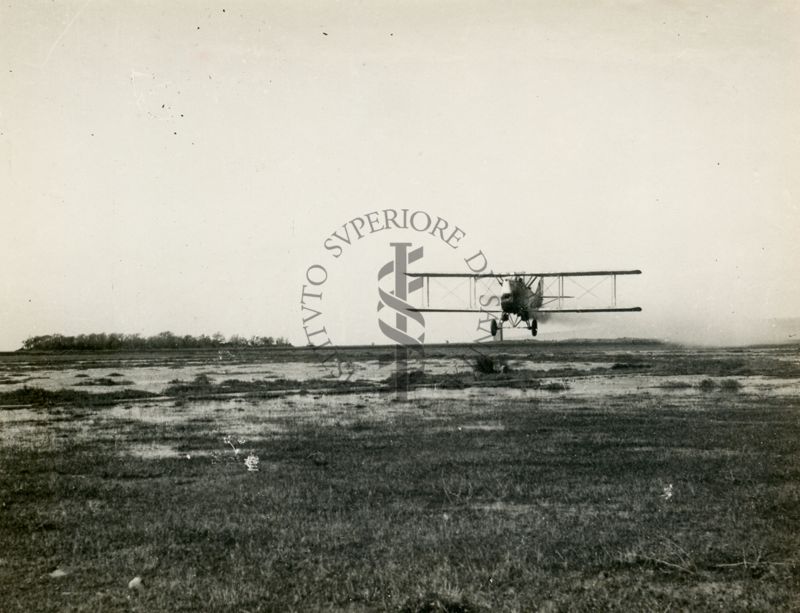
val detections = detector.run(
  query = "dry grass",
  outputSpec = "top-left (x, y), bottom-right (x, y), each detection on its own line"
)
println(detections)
top-left (1, 344), bottom-right (799, 611)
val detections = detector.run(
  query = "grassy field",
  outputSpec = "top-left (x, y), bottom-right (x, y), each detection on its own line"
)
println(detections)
top-left (1, 343), bottom-right (799, 611)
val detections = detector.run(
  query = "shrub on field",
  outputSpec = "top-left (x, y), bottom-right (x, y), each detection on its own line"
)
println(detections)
top-left (74, 377), bottom-right (134, 387)
top-left (656, 380), bottom-right (693, 389)
top-left (611, 362), bottom-right (649, 370)
top-left (473, 354), bottom-right (510, 375)
top-left (719, 378), bottom-right (742, 392)
top-left (542, 381), bottom-right (569, 392)
top-left (163, 373), bottom-right (215, 395)
top-left (384, 369), bottom-right (426, 388)
top-left (698, 378), bottom-right (716, 391)
top-left (431, 373), bottom-right (470, 389)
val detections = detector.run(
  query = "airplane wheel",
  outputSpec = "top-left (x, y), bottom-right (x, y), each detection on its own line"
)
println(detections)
top-left (490, 319), bottom-right (498, 337)
top-left (531, 321), bottom-right (538, 337)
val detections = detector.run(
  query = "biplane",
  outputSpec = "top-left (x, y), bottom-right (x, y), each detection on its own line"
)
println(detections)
top-left (406, 269), bottom-right (642, 338)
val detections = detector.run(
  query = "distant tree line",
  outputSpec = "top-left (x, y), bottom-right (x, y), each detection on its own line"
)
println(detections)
top-left (19, 332), bottom-right (292, 351)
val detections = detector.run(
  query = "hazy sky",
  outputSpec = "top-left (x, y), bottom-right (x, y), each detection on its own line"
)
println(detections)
top-left (1, 1), bottom-right (798, 350)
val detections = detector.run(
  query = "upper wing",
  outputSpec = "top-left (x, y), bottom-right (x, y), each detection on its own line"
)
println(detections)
top-left (406, 270), bottom-right (641, 278)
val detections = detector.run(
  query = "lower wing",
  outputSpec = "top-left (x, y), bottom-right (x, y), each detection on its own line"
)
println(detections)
top-left (408, 307), bottom-right (642, 313)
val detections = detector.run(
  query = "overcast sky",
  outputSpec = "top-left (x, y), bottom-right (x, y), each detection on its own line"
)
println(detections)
top-left (1, 1), bottom-right (798, 350)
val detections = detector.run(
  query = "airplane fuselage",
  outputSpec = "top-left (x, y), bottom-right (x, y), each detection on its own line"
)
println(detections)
top-left (500, 277), bottom-right (543, 320)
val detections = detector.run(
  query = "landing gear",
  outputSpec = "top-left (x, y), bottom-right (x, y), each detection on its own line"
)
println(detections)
top-left (490, 319), bottom-right (498, 337)
top-left (530, 319), bottom-right (538, 337)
